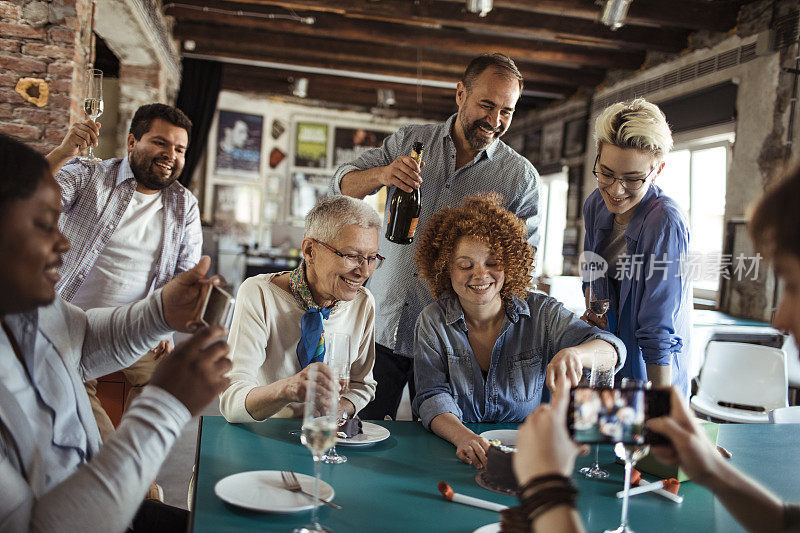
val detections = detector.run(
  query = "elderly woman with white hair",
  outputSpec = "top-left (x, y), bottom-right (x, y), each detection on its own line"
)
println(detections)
top-left (220, 195), bottom-right (381, 422)
top-left (581, 98), bottom-right (692, 396)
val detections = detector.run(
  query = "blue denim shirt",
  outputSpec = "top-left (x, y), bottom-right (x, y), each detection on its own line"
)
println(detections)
top-left (582, 185), bottom-right (692, 397)
top-left (412, 292), bottom-right (626, 428)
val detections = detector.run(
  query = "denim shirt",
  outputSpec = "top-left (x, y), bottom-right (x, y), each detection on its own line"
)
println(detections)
top-left (582, 185), bottom-right (692, 397)
top-left (413, 292), bottom-right (626, 429)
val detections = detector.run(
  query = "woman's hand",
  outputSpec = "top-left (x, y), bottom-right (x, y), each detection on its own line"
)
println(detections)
top-left (546, 347), bottom-right (584, 392)
top-left (453, 431), bottom-right (490, 469)
top-left (645, 388), bottom-right (727, 488)
top-left (513, 379), bottom-right (580, 485)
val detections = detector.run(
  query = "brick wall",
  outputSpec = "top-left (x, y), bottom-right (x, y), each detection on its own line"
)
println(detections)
top-left (0, 0), bottom-right (93, 153)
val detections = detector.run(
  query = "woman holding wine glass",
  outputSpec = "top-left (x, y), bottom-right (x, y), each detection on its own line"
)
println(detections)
top-left (220, 195), bottom-right (378, 427)
top-left (581, 98), bottom-right (692, 397)
top-left (412, 194), bottom-right (625, 468)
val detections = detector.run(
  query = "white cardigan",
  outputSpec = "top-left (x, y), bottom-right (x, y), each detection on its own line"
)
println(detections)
top-left (220, 273), bottom-right (377, 422)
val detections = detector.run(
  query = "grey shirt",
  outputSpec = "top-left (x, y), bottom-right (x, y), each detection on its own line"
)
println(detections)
top-left (331, 114), bottom-right (541, 357)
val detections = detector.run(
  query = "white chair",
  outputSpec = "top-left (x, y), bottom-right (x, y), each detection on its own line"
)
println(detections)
top-left (690, 341), bottom-right (788, 423)
top-left (769, 406), bottom-right (800, 423)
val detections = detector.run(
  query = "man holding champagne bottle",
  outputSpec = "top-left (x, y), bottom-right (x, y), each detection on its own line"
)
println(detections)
top-left (331, 53), bottom-right (541, 421)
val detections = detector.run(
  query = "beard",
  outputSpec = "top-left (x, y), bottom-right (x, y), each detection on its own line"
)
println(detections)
top-left (129, 149), bottom-right (182, 191)
top-left (459, 113), bottom-right (506, 151)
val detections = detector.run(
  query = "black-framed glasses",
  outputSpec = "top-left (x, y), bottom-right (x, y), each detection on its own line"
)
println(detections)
top-left (591, 154), bottom-right (658, 191)
top-left (312, 239), bottom-right (385, 270)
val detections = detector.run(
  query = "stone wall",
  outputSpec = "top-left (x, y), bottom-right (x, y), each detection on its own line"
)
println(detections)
top-left (0, 0), bottom-right (93, 153)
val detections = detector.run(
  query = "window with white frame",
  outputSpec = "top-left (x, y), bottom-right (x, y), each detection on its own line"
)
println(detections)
top-left (535, 170), bottom-right (569, 278)
top-left (657, 125), bottom-right (734, 301)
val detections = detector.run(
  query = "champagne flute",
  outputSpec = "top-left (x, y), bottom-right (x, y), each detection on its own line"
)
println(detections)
top-left (321, 332), bottom-right (351, 465)
top-left (605, 379), bottom-right (649, 533)
top-left (580, 348), bottom-right (614, 479)
top-left (589, 268), bottom-right (610, 319)
top-left (296, 364), bottom-right (338, 533)
top-left (79, 68), bottom-right (103, 164)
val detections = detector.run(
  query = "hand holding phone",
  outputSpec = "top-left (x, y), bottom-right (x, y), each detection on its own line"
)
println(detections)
top-left (197, 283), bottom-right (235, 329)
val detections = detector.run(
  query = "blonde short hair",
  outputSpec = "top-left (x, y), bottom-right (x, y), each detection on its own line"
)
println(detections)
top-left (594, 98), bottom-right (673, 159)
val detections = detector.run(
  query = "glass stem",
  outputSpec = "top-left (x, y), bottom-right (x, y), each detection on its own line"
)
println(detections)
top-left (87, 145), bottom-right (94, 159)
top-left (621, 459), bottom-right (632, 528)
top-left (311, 457), bottom-right (321, 527)
top-left (593, 444), bottom-right (600, 469)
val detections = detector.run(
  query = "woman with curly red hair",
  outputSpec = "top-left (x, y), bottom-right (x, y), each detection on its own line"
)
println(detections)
top-left (412, 194), bottom-right (625, 468)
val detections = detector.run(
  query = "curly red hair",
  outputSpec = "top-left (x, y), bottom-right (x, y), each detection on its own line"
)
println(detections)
top-left (415, 193), bottom-right (534, 299)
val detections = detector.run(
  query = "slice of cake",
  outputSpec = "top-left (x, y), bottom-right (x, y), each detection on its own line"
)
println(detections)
top-left (480, 442), bottom-right (518, 495)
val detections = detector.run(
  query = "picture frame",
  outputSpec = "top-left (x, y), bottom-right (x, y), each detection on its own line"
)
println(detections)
top-left (215, 110), bottom-right (263, 179)
top-left (294, 122), bottom-right (329, 168)
top-left (333, 126), bottom-right (390, 166)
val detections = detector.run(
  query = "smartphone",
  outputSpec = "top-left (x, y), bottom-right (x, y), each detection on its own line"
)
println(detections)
top-left (568, 386), bottom-right (670, 445)
top-left (199, 284), bottom-right (235, 329)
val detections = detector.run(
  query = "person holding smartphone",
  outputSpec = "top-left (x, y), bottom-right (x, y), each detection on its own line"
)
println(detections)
top-left (511, 166), bottom-right (800, 533)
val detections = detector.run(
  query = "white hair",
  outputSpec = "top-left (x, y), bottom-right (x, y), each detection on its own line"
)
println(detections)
top-left (594, 98), bottom-right (673, 160)
top-left (304, 195), bottom-right (382, 242)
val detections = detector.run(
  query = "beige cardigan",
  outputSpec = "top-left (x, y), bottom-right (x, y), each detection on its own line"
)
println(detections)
top-left (220, 273), bottom-right (377, 422)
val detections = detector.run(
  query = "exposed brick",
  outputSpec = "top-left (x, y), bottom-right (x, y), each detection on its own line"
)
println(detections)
top-left (45, 127), bottom-right (66, 143)
top-left (0, 103), bottom-right (12, 119)
top-left (22, 42), bottom-right (72, 60)
top-left (0, 2), bottom-right (21, 20)
top-left (0, 70), bottom-right (18, 86)
top-left (0, 39), bottom-right (22, 53)
top-left (13, 107), bottom-right (68, 126)
top-left (48, 77), bottom-right (72, 93)
top-left (0, 21), bottom-right (47, 40)
top-left (0, 121), bottom-right (42, 140)
top-left (0, 54), bottom-right (47, 74)
top-left (47, 61), bottom-right (74, 77)
top-left (0, 87), bottom-right (20, 103)
top-left (47, 92), bottom-right (70, 109)
top-left (47, 26), bottom-right (75, 44)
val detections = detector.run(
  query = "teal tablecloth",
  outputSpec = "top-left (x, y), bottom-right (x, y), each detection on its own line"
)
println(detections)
top-left (191, 417), bottom-right (800, 532)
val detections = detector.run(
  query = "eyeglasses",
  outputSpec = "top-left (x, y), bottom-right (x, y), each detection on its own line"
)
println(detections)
top-left (312, 239), bottom-right (385, 270)
top-left (592, 154), bottom-right (658, 191)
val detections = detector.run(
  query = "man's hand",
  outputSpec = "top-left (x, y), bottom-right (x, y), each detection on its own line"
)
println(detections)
top-left (149, 326), bottom-right (232, 416)
top-left (46, 120), bottom-right (101, 171)
top-left (546, 347), bottom-right (584, 392)
top-left (150, 339), bottom-right (173, 361)
top-left (281, 362), bottom-right (336, 404)
top-left (645, 388), bottom-right (726, 488)
top-left (378, 156), bottom-right (426, 193)
top-left (513, 379), bottom-right (580, 485)
top-left (161, 256), bottom-right (226, 332)
top-left (453, 431), bottom-right (490, 469)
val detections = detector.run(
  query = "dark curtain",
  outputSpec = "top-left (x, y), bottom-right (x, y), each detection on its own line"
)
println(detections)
top-left (176, 58), bottom-right (222, 187)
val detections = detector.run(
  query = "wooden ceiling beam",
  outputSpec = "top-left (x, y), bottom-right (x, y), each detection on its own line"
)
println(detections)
top-left (168, 0), bottom-right (689, 52)
top-left (167, 5), bottom-right (644, 69)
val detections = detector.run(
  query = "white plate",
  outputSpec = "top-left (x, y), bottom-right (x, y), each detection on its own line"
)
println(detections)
top-left (336, 421), bottom-right (391, 446)
top-left (479, 429), bottom-right (518, 446)
top-left (473, 523), bottom-right (500, 533)
top-left (214, 470), bottom-right (334, 513)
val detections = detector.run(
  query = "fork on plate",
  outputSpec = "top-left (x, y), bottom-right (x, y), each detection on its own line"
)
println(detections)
top-left (279, 470), bottom-right (342, 510)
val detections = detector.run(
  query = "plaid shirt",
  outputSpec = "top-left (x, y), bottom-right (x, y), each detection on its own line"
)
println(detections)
top-left (54, 156), bottom-right (202, 301)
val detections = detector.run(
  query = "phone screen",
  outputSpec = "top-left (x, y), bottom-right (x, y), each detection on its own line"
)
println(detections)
top-left (201, 285), bottom-right (235, 329)
top-left (568, 387), bottom-right (670, 445)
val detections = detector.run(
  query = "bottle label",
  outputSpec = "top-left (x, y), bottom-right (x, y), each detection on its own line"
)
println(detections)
top-left (408, 217), bottom-right (419, 238)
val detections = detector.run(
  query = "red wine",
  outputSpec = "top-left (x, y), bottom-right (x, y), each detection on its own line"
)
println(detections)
top-left (386, 142), bottom-right (423, 244)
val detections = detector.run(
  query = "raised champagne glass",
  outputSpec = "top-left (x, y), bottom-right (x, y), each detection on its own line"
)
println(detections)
top-left (321, 332), bottom-right (351, 465)
top-left (605, 379), bottom-right (650, 533)
top-left (580, 348), bottom-right (615, 479)
top-left (79, 68), bottom-right (103, 164)
top-left (295, 364), bottom-right (338, 533)
top-left (589, 267), bottom-right (610, 318)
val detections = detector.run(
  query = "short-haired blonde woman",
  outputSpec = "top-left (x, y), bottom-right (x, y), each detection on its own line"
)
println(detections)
top-left (582, 98), bottom-right (692, 396)
top-left (220, 195), bottom-right (381, 422)
top-left (412, 194), bottom-right (625, 468)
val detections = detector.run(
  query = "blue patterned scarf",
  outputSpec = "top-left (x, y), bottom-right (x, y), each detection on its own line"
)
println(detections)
top-left (289, 262), bottom-right (340, 368)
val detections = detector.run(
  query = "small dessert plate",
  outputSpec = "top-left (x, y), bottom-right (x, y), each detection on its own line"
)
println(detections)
top-left (479, 429), bottom-right (518, 446)
top-left (336, 421), bottom-right (390, 446)
top-left (473, 522), bottom-right (501, 533)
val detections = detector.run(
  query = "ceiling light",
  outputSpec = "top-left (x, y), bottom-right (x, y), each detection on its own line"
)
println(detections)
top-left (377, 89), bottom-right (396, 107)
top-left (600, 0), bottom-right (632, 30)
top-left (183, 40), bottom-right (196, 51)
top-left (292, 77), bottom-right (308, 98)
top-left (466, 0), bottom-right (492, 17)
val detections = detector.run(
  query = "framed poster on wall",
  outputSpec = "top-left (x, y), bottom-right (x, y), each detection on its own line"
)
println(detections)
top-left (294, 122), bottom-right (329, 168)
top-left (215, 110), bottom-right (263, 179)
top-left (333, 127), bottom-right (389, 166)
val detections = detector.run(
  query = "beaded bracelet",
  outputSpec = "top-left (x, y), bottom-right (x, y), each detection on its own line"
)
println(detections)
top-left (517, 474), bottom-right (578, 524)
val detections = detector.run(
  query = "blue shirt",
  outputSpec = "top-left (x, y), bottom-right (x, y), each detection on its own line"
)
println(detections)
top-left (330, 114), bottom-right (540, 357)
top-left (582, 185), bottom-right (692, 397)
top-left (412, 292), bottom-right (626, 429)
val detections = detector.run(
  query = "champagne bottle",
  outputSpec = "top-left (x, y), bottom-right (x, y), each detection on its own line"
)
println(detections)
top-left (386, 142), bottom-right (423, 244)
